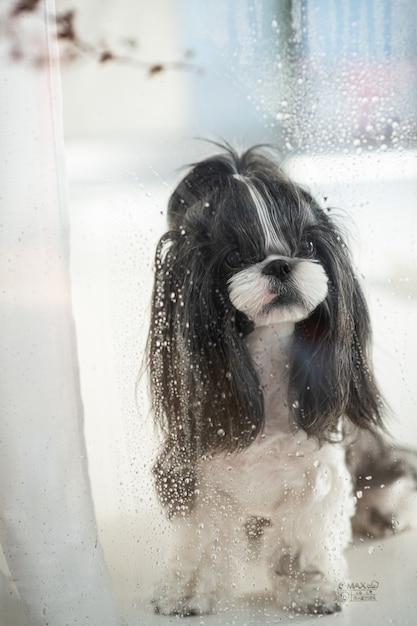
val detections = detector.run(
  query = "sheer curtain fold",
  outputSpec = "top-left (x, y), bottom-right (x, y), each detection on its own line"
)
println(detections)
top-left (0, 2), bottom-right (122, 624)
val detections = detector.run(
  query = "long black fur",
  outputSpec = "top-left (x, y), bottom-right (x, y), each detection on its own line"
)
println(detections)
top-left (148, 145), bottom-right (384, 516)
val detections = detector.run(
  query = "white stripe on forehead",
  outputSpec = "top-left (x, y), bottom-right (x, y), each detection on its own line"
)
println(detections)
top-left (232, 173), bottom-right (290, 255)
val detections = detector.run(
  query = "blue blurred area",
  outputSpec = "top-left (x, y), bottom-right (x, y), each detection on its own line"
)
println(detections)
top-left (298, 0), bottom-right (416, 61)
top-left (178, 0), bottom-right (282, 140)
top-left (179, 0), bottom-right (417, 152)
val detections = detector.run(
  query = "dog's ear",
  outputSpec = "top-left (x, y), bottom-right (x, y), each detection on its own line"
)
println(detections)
top-left (148, 230), bottom-right (263, 515)
top-left (290, 215), bottom-right (385, 440)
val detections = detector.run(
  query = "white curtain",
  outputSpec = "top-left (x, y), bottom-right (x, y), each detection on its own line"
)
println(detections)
top-left (0, 2), bottom-right (122, 624)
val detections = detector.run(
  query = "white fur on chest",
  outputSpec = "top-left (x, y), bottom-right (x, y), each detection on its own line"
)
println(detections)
top-left (245, 322), bottom-right (296, 435)
top-left (199, 322), bottom-right (351, 517)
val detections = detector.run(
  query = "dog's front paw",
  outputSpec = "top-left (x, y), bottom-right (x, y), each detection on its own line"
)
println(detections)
top-left (277, 571), bottom-right (342, 615)
top-left (293, 581), bottom-right (342, 615)
top-left (152, 591), bottom-right (215, 617)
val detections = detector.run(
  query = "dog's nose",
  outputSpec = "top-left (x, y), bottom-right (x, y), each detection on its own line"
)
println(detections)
top-left (262, 259), bottom-right (292, 280)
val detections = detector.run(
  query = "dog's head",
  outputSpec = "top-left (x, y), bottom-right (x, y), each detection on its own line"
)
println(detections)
top-left (148, 145), bottom-right (384, 514)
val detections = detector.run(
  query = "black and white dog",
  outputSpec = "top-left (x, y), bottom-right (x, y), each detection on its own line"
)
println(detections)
top-left (147, 145), bottom-right (417, 615)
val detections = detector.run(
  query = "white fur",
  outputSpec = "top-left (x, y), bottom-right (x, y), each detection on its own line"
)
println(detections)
top-left (227, 255), bottom-right (328, 326)
top-left (154, 324), bottom-right (355, 615)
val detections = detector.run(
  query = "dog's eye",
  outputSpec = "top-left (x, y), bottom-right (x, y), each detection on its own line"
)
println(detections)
top-left (299, 239), bottom-right (315, 257)
top-left (225, 249), bottom-right (244, 268)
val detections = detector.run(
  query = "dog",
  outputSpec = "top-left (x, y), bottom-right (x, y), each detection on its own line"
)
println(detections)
top-left (147, 144), bottom-right (417, 615)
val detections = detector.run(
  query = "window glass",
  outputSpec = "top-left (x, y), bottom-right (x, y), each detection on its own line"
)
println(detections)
top-left (62, 0), bottom-right (417, 622)
top-left (2, 1), bottom-right (416, 623)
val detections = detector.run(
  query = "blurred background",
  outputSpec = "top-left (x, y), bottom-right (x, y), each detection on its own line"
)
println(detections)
top-left (3, 0), bottom-right (417, 623)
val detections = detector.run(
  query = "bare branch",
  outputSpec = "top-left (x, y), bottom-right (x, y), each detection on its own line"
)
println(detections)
top-left (6, 1), bottom-right (203, 76)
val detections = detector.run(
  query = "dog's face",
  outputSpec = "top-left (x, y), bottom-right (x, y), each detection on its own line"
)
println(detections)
top-left (225, 176), bottom-right (329, 326)
top-left (171, 163), bottom-right (331, 329)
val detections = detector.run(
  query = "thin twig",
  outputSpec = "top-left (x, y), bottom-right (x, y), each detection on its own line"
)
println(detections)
top-left (7, 2), bottom-right (203, 76)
